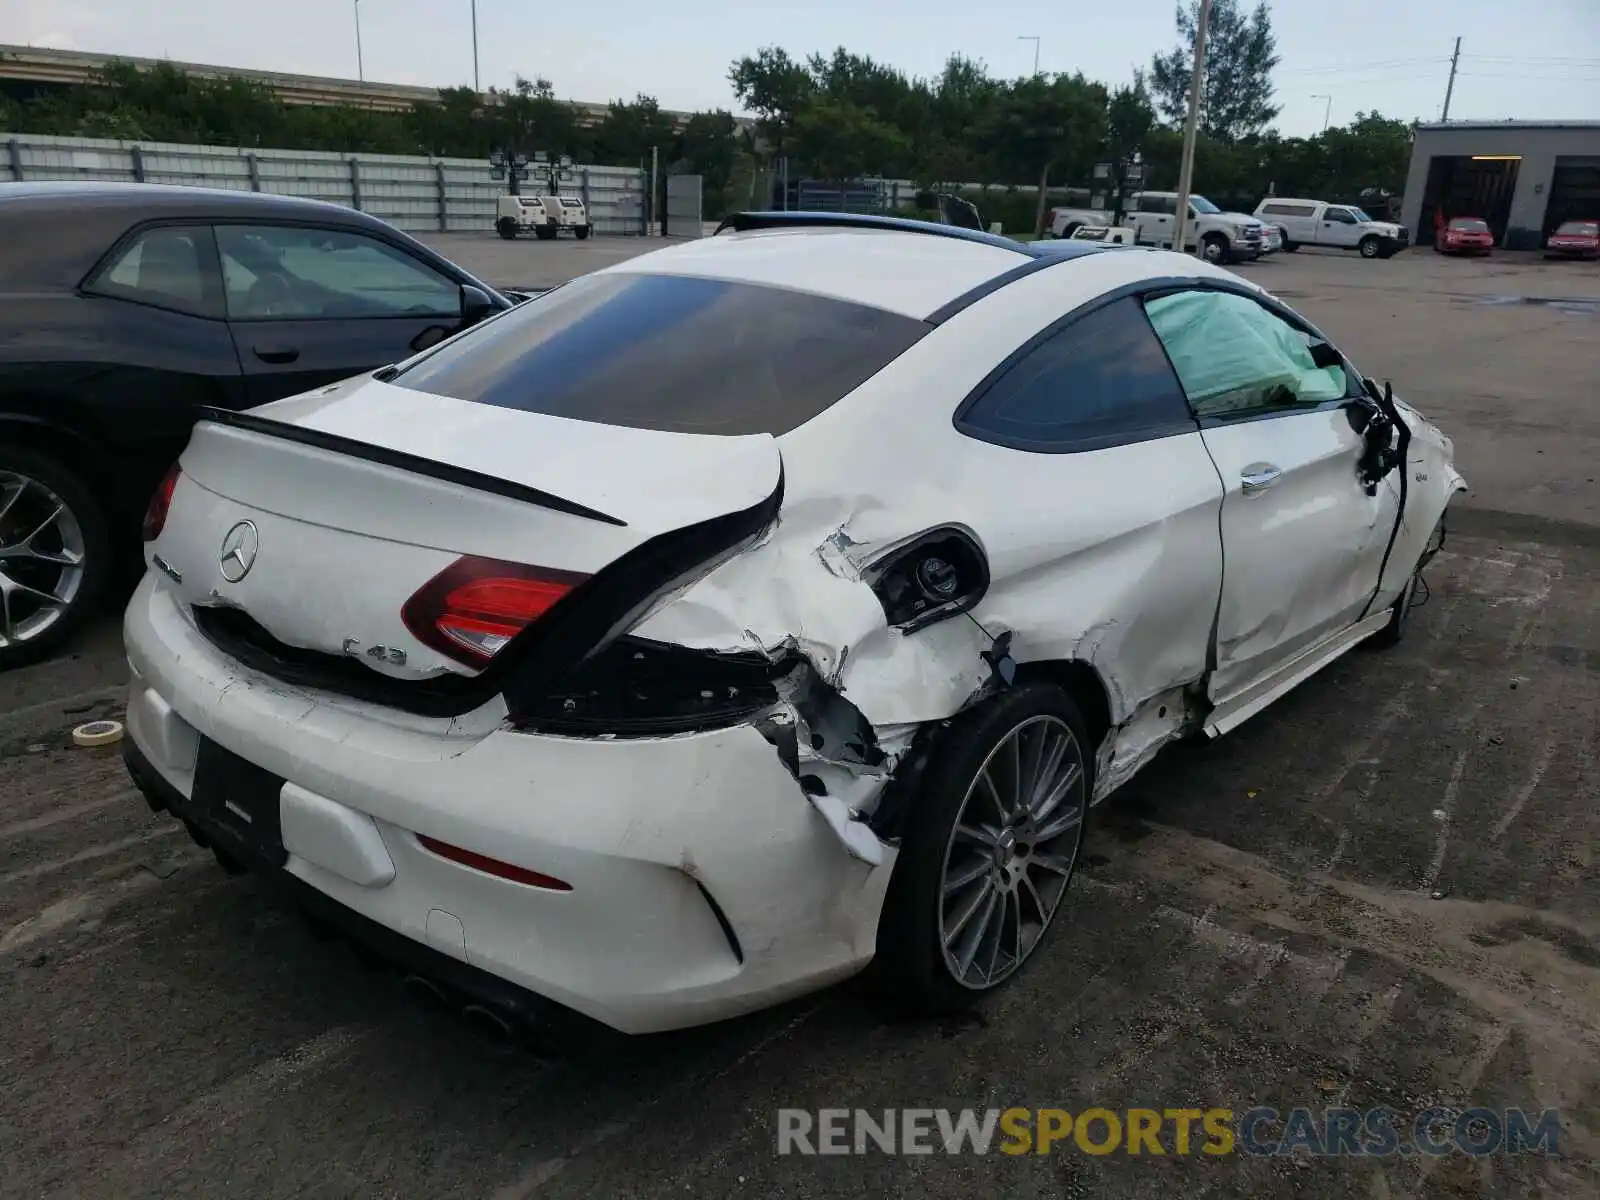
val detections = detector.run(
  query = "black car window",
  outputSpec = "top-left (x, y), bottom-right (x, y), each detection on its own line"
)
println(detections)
top-left (215, 225), bottom-right (461, 321)
top-left (955, 296), bottom-right (1196, 453)
top-left (389, 272), bottom-right (929, 436)
top-left (1144, 290), bottom-right (1350, 421)
top-left (84, 225), bottom-right (223, 318)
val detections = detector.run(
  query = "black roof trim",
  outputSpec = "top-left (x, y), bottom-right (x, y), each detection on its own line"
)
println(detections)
top-left (195, 406), bottom-right (627, 528)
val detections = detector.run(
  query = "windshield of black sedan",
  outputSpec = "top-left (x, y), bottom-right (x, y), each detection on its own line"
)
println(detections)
top-left (390, 272), bottom-right (930, 436)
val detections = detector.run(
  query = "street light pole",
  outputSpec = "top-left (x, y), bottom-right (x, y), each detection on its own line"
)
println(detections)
top-left (1017, 35), bottom-right (1040, 76)
top-left (1171, 0), bottom-right (1211, 256)
top-left (1312, 93), bottom-right (1332, 132)
top-left (471, 0), bottom-right (480, 92)
top-left (353, 0), bottom-right (364, 82)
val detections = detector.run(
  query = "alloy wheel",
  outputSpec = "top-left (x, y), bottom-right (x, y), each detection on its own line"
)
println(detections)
top-left (937, 714), bottom-right (1087, 991)
top-left (0, 470), bottom-right (88, 649)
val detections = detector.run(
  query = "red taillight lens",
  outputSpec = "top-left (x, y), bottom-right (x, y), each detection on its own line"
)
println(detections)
top-left (400, 555), bottom-right (589, 667)
top-left (141, 463), bottom-right (182, 542)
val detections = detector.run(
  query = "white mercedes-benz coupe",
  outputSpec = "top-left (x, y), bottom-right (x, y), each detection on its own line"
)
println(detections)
top-left (122, 213), bottom-right (1464, 1036)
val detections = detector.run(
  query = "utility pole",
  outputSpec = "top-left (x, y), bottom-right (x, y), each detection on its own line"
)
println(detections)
top-left (353, 0), bottom-right (364, 82)
top-left (1171, 0), bottom-right (1211, 257)
top-left (1312, 93), bottom-right (1332, 133)
top-left (1018, 35), bottom-right (1040, 76)
top-left (471, 0), bottom-right (480, 92)
top-left (1441, 36), bottom-right (1461, 122)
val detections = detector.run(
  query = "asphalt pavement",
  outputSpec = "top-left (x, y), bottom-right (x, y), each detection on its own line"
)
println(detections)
top-left (2, 239), bottom-right (1597, 1199)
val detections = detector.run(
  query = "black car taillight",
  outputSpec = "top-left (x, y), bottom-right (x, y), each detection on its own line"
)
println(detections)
top-left (508, 635), bottom-right (784, 736)
top-left (142, 463), bottom-right (182, 542)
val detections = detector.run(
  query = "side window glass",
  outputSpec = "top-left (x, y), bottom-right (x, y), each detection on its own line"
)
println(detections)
top-left (1324, 209), bottom-right (1354, 224)
top-left (1143, 291), bottom-right (1349, 420)
top-left (85, 225), bottom-right (221, 318)
top-left (215, 225), bottom-right (462, 320)
top-left (957, 296), bottom-right (1194, 451)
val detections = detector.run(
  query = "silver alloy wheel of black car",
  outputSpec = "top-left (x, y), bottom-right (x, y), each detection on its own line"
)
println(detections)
top-left (0, 469), bottom-right (88, 650)
top-left (937, 713), bottom-right (1088, 990)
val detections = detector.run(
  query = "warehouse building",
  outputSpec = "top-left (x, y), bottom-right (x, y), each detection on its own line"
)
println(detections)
top-left (1400, 120), bottom-right (1600, 250)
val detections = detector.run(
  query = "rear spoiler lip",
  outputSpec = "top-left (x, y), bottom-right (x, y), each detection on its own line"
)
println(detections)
top-left (194, 405), bottom-right (627, 528)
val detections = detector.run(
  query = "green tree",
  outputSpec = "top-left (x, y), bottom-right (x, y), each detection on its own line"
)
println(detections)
top-left (789, 96), bottom-right (909, 181)
top-left (674, 109), bottom-right (741, 212)
top-left (985, 72), bottom-right (1109, 234)
top-left (729, 47), bottom-right (814, 160)
top-left (591, 93), bottom-right (675, 166)
top-left (1149, 0), bottom-right (1280, 142)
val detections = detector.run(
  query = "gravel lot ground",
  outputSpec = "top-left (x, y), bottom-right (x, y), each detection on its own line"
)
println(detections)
top-left (2, 239), bottom-right (1597, 1199)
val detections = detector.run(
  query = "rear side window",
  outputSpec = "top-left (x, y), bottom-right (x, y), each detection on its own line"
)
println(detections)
top-left (84, 224), bottom-right (223, 318)
top-left (955, 296), bottom-right (1196, 453)
top-left (391, 272), bottom-right (929, 436)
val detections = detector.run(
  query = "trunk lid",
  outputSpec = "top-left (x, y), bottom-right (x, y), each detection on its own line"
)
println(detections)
top-left (157, 375), bottom-right (781, 684)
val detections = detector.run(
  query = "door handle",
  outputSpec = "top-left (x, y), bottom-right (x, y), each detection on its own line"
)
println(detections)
top-left (252, 345), bottom-right (300, 364)
top-left (1240, 464), bottom-right (1282, 495)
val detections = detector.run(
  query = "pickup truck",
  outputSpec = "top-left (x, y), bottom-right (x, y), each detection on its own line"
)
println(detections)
top-left (1047, 191), bottom-right (1268, 263)
top-left (1253, 198), bottom-right (1408, 259)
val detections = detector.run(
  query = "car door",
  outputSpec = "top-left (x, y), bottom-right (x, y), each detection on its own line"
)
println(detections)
top-left (1142, 287), bottom-right (1399, 705)
top-left (1134, 196), bottom-right (1176, 247)
top-left (215, 222), bottom-right (472, 405)
top-left (71, 222), bottom-right (250, 519)
top-left (1317, 207), bottom-right (1361, 248)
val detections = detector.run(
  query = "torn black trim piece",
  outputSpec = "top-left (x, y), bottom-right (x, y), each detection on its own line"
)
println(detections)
top-left (694, 881), bottom-right (745, 965)
top-left (195, 406), bottom-right (627, 527)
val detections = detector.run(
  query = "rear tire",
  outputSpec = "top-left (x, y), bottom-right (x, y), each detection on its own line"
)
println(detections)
top-left (574, 224), bottom-right (591, 240)
top-left (1280, 229), bottom-right (1299, 252)
top-left (871, 682), bottom-right (1093, 1017)
top-left (495, 217), bottom-right (518, 240)
top-left (0, 446), bottom-right (110, 671)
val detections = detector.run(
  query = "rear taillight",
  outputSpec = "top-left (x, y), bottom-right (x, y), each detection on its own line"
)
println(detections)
top-left (401, 555), bottom-right (588, 668)
top-left (142, 463), bottom-right (182, 542)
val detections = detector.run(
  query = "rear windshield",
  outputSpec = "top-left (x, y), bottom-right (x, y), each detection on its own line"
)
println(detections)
top-left (391, 272), bottom-right (929, 436)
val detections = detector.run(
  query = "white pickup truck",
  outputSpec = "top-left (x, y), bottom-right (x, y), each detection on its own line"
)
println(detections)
top-left (1253, 198), bottom-right (1408, 259)
top-left (1047, 191), bottom-right (1268, 263)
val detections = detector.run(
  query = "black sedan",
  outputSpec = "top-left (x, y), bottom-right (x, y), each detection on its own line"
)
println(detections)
top-left (0, 182), bottom-right (516, 668)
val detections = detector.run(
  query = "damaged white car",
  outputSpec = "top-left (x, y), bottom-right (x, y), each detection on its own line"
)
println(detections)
top-left (121, 212), bottom-right (1465, 1035)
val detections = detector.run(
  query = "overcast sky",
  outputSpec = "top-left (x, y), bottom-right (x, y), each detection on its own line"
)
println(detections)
top-left (5, 0), bottom-right (1598, 136)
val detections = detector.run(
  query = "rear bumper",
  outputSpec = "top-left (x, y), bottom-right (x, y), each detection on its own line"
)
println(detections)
top-left (122, 572), bottom-right (893, 1034)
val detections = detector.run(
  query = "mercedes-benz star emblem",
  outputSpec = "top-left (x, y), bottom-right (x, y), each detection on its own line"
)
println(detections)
top-left (218, 520), bottom-right (259, 583)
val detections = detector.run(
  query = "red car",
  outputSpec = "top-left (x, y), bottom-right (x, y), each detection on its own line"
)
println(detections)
top-left (1436, 216), bottom-right (1495, 256)
top-left (1545, 219), bottom-right (1600, 260)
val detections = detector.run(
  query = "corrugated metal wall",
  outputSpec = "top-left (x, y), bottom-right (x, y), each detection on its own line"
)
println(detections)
top-left (1, 133), bottom-right (649, 235)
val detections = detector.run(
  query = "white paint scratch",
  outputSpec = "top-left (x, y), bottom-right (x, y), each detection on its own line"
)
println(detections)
top-left (1490, 738), bottom-right (1559, 843)
top-left (1421, 747), bottom-right (1471, 892)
